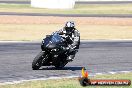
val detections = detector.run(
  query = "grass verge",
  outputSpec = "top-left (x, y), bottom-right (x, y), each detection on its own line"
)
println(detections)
top-left (0, 24), bottom-right (132, 41)
top-left (0, 3), bottom-right (132, 14)
top-left (0, 73), bottom-right (131, 88)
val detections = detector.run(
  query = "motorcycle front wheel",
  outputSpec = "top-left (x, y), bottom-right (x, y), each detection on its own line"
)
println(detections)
top-left (32, 51), bottom-right (45, 70)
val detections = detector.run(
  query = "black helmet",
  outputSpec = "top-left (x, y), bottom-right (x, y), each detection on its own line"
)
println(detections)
top-left (65, 21), bottom-right (75, 35)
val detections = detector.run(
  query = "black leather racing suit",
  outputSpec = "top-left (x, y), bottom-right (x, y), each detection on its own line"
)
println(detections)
top-left (57, 28), bottom-right (80, 61)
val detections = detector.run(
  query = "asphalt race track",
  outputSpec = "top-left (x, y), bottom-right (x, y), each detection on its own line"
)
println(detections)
top-left (0, 0), bottom-right (132, 4)
top-left (1, 12), bottom-right (132, 18)
top-left (0, 41), bottom-right (132, 82)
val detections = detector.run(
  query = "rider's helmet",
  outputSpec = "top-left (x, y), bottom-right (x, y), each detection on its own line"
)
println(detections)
top-left (65, 21), bottom-right (75, 35)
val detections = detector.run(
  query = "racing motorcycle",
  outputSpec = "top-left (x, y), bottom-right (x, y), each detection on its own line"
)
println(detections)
top-left (32, 33), bottom-right (74, 70)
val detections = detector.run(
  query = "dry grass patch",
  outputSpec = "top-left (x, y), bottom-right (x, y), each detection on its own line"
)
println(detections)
top-left (0, 24), bottom-right (132, 41)
top-left (0, 16), bottom-right (132, 41)
top-left (0, 24), bottom-right (61, 41)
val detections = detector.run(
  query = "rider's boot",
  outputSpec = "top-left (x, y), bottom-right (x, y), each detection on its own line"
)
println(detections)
top-left (67, 55), bottom-right (75, 61)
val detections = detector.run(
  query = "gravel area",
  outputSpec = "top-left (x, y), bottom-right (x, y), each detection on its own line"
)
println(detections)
top-left (0, 16), bottom-right (132, 26)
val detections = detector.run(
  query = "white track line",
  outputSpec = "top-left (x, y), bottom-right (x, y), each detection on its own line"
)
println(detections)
top-left (108, 72), bottom-right (117, 74)
top-left (0, 76), bottom-right (79, 85)
top-left (0, 70), bottom-right (131, 85)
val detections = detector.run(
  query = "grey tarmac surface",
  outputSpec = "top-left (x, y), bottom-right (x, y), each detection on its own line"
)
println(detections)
top-left (0, 41), bottom-right (132, 82)
top-left (0, 0), bottom-right (132, 4)
top-left (0, 1), bottom-right (30, 4)
top-left (1, 12), bottom-right (132, 18)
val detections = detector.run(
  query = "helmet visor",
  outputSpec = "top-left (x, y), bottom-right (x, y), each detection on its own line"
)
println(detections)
top-left (65, 27), bottom-right (73, 35)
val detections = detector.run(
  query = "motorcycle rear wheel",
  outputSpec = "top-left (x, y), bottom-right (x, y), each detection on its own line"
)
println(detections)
top-left (32, 51), bottom-right (45, 70)
top-left (54, 61), bottom-right (68, 68)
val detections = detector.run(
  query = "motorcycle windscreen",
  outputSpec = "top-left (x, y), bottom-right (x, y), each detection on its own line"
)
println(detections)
top-left (43, 36), bottom-right (51, 46)
top-left (50, 33), bottom-right (63, 44)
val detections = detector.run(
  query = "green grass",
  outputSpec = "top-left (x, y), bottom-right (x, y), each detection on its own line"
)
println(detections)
top-left (0, 3), bottom-right (132, 14)
top-left (0, 73), bottom-right (131, 88)
top-left (0, 3), bottom-right (29, 8)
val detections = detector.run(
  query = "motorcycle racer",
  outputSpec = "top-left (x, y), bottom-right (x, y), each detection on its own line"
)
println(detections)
top-left (57, 21), bottom-right (80, 61)
top-left (32, 21), bottom-right (80, 69)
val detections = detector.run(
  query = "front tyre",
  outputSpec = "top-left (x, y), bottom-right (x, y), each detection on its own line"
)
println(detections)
top-left (32, 51), bottom-right (45, 70)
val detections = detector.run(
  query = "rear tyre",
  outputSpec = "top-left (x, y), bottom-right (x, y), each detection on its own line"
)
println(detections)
top-left (32, 51), bottom-right (45, 70)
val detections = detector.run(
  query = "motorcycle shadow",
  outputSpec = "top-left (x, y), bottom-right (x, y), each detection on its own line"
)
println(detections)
top-left (39, 66), bottom-right (83, 71)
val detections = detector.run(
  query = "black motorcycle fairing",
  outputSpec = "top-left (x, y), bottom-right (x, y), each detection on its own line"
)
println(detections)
top-left (32, 32), bottom-right (77, 69)
top-left (41, 33), bottom-right (67, 51)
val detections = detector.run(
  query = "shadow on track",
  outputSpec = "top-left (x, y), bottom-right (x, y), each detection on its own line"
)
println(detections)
top-left (39, 66), bottom-right (83, 71)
